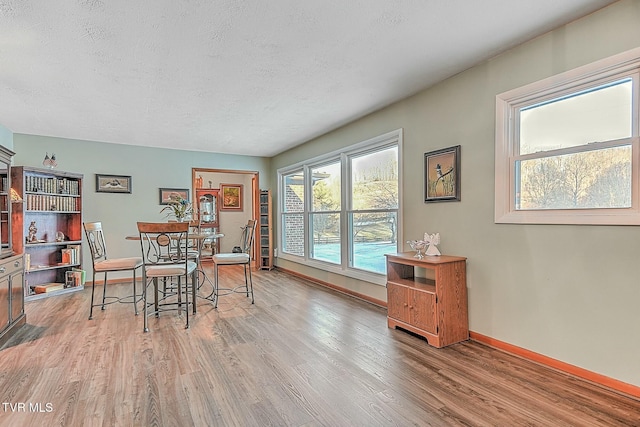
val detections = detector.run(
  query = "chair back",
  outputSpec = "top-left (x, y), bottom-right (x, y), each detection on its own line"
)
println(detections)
top-left (84, 221), bottom-right (109, 266)
top-left (137, 222), bottom-right (191, 265)
top-left (240, 219), bottom-right (257, 255)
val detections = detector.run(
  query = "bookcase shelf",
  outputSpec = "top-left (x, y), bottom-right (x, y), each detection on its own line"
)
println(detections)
top-left (11, 166), bottom-right (84, 301)
top-left (259, 189), bottom-right (273, 270)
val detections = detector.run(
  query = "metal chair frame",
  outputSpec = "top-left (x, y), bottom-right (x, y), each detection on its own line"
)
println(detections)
top-left (212, 219), bottom-right (257, 308)
top-left (83, 221), bottom-right (143, 320)
top-left (137, 221), bottom-right (198, 332)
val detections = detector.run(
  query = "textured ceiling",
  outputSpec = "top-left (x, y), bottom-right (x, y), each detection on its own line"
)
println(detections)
top-left (0, 0), bottom-right (617, 157)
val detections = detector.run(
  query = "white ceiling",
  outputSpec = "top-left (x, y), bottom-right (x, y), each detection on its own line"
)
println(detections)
top-left (0, 0), bottom-right (617, 157)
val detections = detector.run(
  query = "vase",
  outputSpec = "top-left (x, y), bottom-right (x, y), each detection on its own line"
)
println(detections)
top-left (177, 217), bottom-right (185, 222)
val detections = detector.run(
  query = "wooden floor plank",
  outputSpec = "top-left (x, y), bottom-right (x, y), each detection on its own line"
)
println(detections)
top-left (0, 266), bottom-right (638, 426)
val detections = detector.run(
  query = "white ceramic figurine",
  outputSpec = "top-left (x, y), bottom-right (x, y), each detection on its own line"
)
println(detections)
top-left (423, 232), bottom-right (441, 256)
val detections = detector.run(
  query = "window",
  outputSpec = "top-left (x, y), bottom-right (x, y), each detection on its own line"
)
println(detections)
top-left (350, 146), bottom-right (398, 273)
top-left (495, 48), bottom-right (640, 225)
top-left (310, 161), bottom-right (341, 264)
top-left (278, 130), bottom-right (401, 284)
top-left (282, 169), bottom-right (304, 257)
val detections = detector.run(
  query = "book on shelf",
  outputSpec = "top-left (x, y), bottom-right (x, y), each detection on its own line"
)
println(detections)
top-left (65, 270), bottom-right (83, 288)
top-left (33, 282), bottom-right (65, 294)
top-left (72, 267), bottom-right (86, 285)
top-left (61, 244), bottom-right (81, 265)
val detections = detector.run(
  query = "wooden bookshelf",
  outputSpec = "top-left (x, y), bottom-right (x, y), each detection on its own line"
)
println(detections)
top-left (11, 166), bottom-right (84, 301)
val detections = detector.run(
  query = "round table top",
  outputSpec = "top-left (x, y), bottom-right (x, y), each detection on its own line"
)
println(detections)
top-left (125, 232), bottom-right (224, 240)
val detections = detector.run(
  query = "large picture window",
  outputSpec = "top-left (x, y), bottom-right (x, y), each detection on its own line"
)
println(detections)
top-left (495, 48), bottom-right (640, 225)
top-left (278, 130), bottom-right (401, 283)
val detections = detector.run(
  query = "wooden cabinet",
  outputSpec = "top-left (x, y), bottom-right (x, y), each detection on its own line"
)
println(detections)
top-left (0, 254), bottom-right (25, 347)
top-left (11, 166), bottom-right (84, 301)
top-left (0, 146), bottom-right (26, 348)
top-left (259, 190), bottom-right (273, 270)
top-left (385, 253), bottom-right (468, 348)
top-left (0, 146), bottom-right (15, 258)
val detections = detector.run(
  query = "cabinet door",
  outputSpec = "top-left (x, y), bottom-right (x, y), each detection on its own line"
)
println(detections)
top-left (386, 282), bottom-right (408, 322)
top-left (408, 288), bottom-right (437, 334)
top-left (10, 269), bottom-right (24, 321)
top-left (0, 273), bottom-right (9, 332)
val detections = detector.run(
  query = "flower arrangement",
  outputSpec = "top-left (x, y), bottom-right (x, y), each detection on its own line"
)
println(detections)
top-left (160, 192), bottom-right (192, 221)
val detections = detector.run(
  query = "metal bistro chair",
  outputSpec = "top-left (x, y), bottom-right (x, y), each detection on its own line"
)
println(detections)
top-left (83, 221), bottom-right (143, 320)
top-left (212, 219), bottom-right (257, 308)
top-left (137, 221), bottom-right (198, 332)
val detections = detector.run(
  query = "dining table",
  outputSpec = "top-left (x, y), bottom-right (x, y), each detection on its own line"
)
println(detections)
top-left (125, 231), bottom-right (225, 265)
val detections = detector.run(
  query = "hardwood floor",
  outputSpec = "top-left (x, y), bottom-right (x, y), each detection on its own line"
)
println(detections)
top-left (1, 266), bottom-right (638, 426)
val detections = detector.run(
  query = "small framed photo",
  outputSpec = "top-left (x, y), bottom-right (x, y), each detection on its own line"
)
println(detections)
top-left (221, 183), bottom-right (243, 211)
top-left (96, 174), bottom-right (132, 194)
top-left (159, 188), bottom-right (189, 205)
top-left (424, 145), bottom-right (461, 203)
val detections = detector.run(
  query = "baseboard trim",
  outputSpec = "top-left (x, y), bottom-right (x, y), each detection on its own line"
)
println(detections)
top-left (470, 331), bottom-right (640, 400)
top-left (276, 266), bottom-right (387, 308)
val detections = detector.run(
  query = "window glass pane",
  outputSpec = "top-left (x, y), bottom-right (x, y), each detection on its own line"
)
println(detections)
top-left (282, 213), bottom-right (304, 256)
top-left (310, 213), bottom-right (340, 264)
top-left (351, 212), bottom-right (397, 274)
top-left (516, 145), bottom-right (631, 210)
top-left (520, 79), bottom-right (632, 155)
top-left (351, 146), bottom-right (399, 210)
top-left (283, 171), bottom-right (304, 213)
top-left (312, 162), bottom-right (341, 212)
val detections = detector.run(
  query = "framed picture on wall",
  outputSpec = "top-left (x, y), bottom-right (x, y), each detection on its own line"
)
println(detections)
top-left (159, 188), bottom-right (190, 205)
top-left (96, 174), bottom-right (132, 194)
top-left (221, 183), bottom-right (243, 211)
top-left (424, 145), bottom-right (461, 202)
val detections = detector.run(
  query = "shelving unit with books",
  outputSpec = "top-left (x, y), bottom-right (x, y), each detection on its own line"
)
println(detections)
top-left (259, 189), bottom-right (273, 270)
top-left (11, 166), bottom-right (84, 301)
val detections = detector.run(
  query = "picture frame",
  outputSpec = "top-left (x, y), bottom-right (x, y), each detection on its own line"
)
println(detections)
top-left (220, 183), bottom-right (243, 210)
top-left (96, 174), bottom-right (132, 194)
top-left (424, 145), bottom-right (461, 202)
top-left (159, 188), bottom-right (190, 205)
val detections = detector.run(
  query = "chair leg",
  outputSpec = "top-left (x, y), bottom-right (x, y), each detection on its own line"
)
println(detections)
top-left (247, 263), bottom-right (254, 304)
top-left (101, 272), bottom-right (108, 310)
top-left (143, 276), bottom-right (149, 333)
top-left (214, 264), bottom-right (219, 309)
top-left (154, 278), bottom-right (159, 317)
top-left (184, 274), bottom-right (189, 329)
top-left (243, 264), bottom-right (249, 297)
top-left (132, 269), bottom-right (139, 316)
top-left (89, 272), bottom-right (97, 320)
top-left (192, 270), bottom-right (197, 315)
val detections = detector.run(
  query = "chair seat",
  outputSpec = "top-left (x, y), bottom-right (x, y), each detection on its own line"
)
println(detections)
top-left (144, 261), bottom-right (197, 278)
top-left (94, 257), bottom-right (143, 272)
top-left (213, 253), bottom-right (249, 265)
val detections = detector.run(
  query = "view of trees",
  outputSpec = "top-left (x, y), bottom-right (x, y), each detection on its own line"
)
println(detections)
top-left (517, 145), bottom-right (631, 209)
top-left (310, 150), bottom-right (398, 245)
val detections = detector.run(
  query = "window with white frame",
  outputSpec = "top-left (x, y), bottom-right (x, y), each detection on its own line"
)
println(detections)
top-left (495, 48), bottom-right (640, 225)
top-left (278, 130), bottom-right (401, 282)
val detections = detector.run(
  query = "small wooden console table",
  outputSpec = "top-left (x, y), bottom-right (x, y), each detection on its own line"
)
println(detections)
top-left (385, 252), bottom-right (468, 348)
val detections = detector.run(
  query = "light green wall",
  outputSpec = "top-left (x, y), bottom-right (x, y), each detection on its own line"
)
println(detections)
top-left (13, 134), bottom-right (271, 278)
top-left (0, 123), bottom-right (13, 151)
top-left (271, 0), bottom-right (640, 387)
